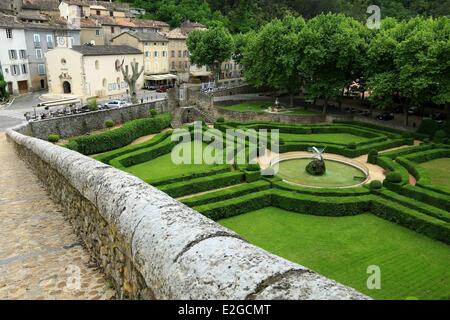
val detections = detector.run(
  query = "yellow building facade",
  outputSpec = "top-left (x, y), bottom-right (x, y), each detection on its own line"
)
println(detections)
top-left (111, 31), bottom-right (176, 86)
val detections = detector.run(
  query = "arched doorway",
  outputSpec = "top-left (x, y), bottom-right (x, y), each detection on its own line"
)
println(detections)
top-left (63, 81), bottom-right (71, 94)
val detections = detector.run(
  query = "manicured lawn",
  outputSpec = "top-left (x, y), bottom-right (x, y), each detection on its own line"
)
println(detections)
top-left (419, 158), bottom-right (450, 188)
top-left (279, 132), bottom-right (368, 145)
top-left (219, 207), bottom-right (450, 300)
top-left (219, 102), bottom-right (318, 115)
top-left (219, 101), bottom-right (272, 112)
top-left (124, 140), bottom-right (228, 183)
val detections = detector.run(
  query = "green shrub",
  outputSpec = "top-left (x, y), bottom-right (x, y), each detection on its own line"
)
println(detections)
top-left (88, 98), bottom-right (98, 111)
top-left (216, 117), bottom-right (225, 123)
top-left (149, 108), bottom-right (157, 117)
top-left (347, 142), bottom-right (357, 150)
top-left (66, 113), bottom-right (171, 155)
top-left (245, 170), bottom-right (260, 183)
top-left (385, 172), bottom-right (403, 184)
top-left (105, 119), bottom-right (114, 128)
top-left (368, 149), bottom-right (378, 164)
top-left (369, 180), bottom-right (383, 190)
top-left (48, 134), bottom-right (60, 143)
top-left (417, 118), bottom-right (440, 137)
top-left (434, 130), bottom-right (446, 143)
top-left (245, 163), bottom-right (260, 171)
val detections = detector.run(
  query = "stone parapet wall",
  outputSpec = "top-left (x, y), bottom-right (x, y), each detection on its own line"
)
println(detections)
top-left (215, 107), bottom-right (327, 124)
top-left (29, 100), bottom-right (168, 140)
top-left (6, 124), bottom-right (368, 300)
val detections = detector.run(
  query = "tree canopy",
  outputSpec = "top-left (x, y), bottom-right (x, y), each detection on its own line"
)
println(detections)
top-left (242, 16), bottom-right (306, 106)
top-left (187, 25), bottom-right (235, 83)
top-left (119, 0), bottom-right (450, 33)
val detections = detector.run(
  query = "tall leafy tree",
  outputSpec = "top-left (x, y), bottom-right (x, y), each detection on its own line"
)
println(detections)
top-left (241, 16), bottom-right (306, 107)
top-left (0, 72), bottom-right (7, 100)
top-left (299, 13), bottom-right (369, 114)
top-left (187, 25), bottom-right (235, 84)
top-left (366, 18), bottom-right (400, 114)
top-left (430, 17), bottom-right (450, 113)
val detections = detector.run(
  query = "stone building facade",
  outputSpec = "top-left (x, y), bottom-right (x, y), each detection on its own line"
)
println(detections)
top-left (45, 44), bottom-right (143, 99)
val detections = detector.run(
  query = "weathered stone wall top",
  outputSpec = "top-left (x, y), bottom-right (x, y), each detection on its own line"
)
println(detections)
top-left (6, 124), bottom-right (369, 300)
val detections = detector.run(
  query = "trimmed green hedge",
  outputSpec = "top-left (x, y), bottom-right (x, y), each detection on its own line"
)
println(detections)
top-left (272, 180), bottom-right (371, 196)
top-left (95, 131), bottom-right (172, 164)
top-left (386, 183), bottom-right (450, 212)
top-left (245, 170), bottom-right (261, 183)
top-left (160, 171), bottom-right (244, 198)
top-left (194, 190), bottom-right (273, 221)
top-left (380, 143), bottom-right (434, 160)
top-left (371, 198), bottom-right (450, 245)
top-left (111, 137), bottom-right (175, 169)
top-left (181, 180), bottom-right (271, 207)
top-left (377, 156), bottom-right (410, 185)
top-left (372, 189), bottom-right (450, 223)
top-left (65, 113), bottom-right (172, 155)
top-left (333, 120), bottom-right (413, 139)
top-left (149, 165), bottom-right (231, 186)
top-left (396, 148), bottom-right (450, 196)
top-left (271, 190), bottom-right (372, 216)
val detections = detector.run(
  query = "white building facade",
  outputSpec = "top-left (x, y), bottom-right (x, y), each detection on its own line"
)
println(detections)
top-left (0, 26), bottom-right (32, 94)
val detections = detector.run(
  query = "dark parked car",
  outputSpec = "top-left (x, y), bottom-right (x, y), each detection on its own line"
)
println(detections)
top-left (392, 106), bottom-right (404, 114)
top-left (145, 84), bottom-right (159, 91)
top-left (357, 109), bottom-right (371, 117)
top-left (377, 112), bottom-right (394, 121)
top-left (407, 106), bottom-right (420, 115)
top-left (430, 112), bottom-right (447, 121)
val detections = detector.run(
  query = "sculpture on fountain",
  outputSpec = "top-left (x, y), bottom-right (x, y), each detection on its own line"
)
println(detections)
top-left (305, 147), bottom-right (326, 176)
top-left (267, 98), bottom-right (285, 113)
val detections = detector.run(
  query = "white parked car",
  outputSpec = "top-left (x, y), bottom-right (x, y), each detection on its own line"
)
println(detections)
top-left (103, 100), bottom-right (131, 109)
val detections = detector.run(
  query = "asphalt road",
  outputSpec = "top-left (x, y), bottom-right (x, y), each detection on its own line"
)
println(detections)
top-left (0, 90), bottom-right (167, 132)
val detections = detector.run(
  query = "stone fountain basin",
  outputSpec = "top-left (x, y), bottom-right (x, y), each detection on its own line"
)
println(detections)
top-left (270, 154), bottom-right (369, 189)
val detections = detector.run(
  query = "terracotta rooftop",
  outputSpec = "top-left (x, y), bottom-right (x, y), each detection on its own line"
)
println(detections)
top-left (22, 0), bottom-right (60, 11)
top-left (0, 13), bottom-right (76, 30)
top-left (164, 28), bottom-right (187, 40)
top-left (113, 31), bottom-right (168, 42)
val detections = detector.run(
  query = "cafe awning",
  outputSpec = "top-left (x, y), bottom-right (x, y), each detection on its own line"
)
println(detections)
top-left (144, 74), bottom-right (178, 81)
top-left (190, 71), bottom-right (211, 77)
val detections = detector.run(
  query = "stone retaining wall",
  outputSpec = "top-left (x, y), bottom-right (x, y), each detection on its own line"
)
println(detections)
top-left (6, 124), bottom-right (368, 300)
top-left (215, 107), bottom-right (326, 124)
top-left (29, 99), bottom-right (168, 140)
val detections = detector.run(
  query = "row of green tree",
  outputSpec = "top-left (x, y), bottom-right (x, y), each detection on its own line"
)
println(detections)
top-left (187, 14), bottom-right (450, 125)
top-left (118, 0), bottom-right (450, 33)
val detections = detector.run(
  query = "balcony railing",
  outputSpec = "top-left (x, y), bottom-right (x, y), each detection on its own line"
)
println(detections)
top-left (47, 42), bottom-right (54, 49)
top-left (34, 41), bottom-right (41, 48)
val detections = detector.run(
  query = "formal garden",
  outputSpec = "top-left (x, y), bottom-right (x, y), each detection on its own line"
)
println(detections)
top-left (60, 110), bottom-right (450, 300)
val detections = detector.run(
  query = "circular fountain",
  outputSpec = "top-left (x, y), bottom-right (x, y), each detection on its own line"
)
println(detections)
top-left (270, 150), bottom-right (369, 189)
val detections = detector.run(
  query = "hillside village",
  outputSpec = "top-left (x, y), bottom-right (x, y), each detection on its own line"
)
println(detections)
top-left (0, 0), bottom-right (242, 98)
